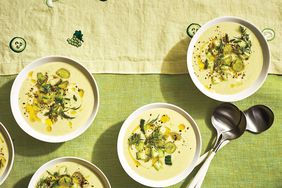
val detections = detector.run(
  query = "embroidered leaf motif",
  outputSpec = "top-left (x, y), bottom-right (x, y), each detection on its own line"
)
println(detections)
top-left (67, 30), bottom-right (84, 48)
top-left (73, 30), bottom-right (84, 42)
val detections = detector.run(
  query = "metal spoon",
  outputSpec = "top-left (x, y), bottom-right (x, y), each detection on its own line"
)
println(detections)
top-left (188, 106), bottom-right (246, 188)
top-left (193, 105), bottom-right (274, 187)
top-left (196, 104), bottom-right (274, 166)
top-left (209, 103), bottom-right (242, 148)
top-left (244, 105), bottom-right (274, 133)
top-left (195, 103), bottom-right (241, 166)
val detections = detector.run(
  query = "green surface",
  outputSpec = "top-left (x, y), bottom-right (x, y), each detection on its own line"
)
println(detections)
top-left (0, 74), bottom-right (281, 188)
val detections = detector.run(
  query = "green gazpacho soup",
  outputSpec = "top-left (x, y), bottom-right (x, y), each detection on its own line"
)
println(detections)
top-left (124, 108), bottom-right (197, 180)
top-left (0, 132), bottom-right (9, 176)
top-left (19, 62), bottom-right (94, 136)
top-left (192, 22), bottom-right (263, 94)
top-left (36, 162), bottom-right (104, 188)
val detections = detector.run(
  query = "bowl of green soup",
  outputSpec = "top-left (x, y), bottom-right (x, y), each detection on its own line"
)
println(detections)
top-left (28, 157), bottom-right (111, 188)
top-left (117, 103), bottom-right (202, 187)
top-left (187, 16), bottom-right (270, 101)
top-left (0, 122), bottom-right (14, 185)
top-left (10, 56), bottom-right (99, 143)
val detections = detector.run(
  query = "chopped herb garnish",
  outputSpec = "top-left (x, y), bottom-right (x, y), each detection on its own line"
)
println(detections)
top-left (128, 133), bottom-right (141, 146)
top-left (140, 119), bottom-right (145, 134)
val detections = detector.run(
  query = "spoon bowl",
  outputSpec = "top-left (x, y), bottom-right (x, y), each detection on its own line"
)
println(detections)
top-left (212, 103), bottom-right (242, 132)
top-left (213, 111), bottom-right (246, 151)
top-left (211, 103), bottom-right (242, 149)
top-left (244, 105), bottom-right (274, 133)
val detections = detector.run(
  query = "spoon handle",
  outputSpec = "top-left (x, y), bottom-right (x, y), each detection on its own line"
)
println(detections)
top-left (195, 151), bottom-right (210, 166)
top-left (196, 140), bottom-right (230, 166)
top-left (194, 156), bottom-right (214, 188)
top-left (188, 151), bottom-right (216, 188)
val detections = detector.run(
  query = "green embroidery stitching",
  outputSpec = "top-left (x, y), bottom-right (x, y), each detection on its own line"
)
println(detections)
top-left (67, 30), bottom-right (84, 48)
top-left (9, 37), bottom-right (26, 53)
top-left (262, 28), bottom-right (275, 41)
top-left (45, 0), bottom-right (58, 8)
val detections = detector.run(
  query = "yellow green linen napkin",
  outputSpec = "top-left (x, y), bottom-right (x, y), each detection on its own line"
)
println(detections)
top-left (0, 0), bottom-right (281, 75)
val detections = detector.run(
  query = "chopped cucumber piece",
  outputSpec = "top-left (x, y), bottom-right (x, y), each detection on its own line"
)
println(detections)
top-left (186, 23), bottom-right (201, 38)
top-left (58, 80), bottom-right (69, 89)
top-left (40, 84), bottom-right (52, 94)
top-left (223, 44), bottom-right (233, 54)
top-left (9, 37), bottom-right (26, 53)
top-left (239, 52), bottom-right (250, 60)
top-left (145, 147), bottom-right (151, 156)
top-left (232, 58), bottom-right (244, 72)
top-left (135, 142), bottom-right (144, 151)
top-left (223, 55), bottom-right (232, 66)
top-left (56, 68), bottom-right (70, 79)
top-left (37, 72), bottom-right (47, 85)
top-left (221, 65), bottom-right (231, 71)
top-left (156, 140), bottom-right (165, 148)
top-left (165, 155), bottom-right (172, 165)
top-left (165, 142), bottom-right (177, 154)
top-left (151, 147), bottom-right (159, 158)
top-left (136, 151), bottom-right (147, 160)
top-left (72, 183), bottom-right (81, 188)
top-left (158, 149), bottom-right (165, 158)
top-left (206, 52), bottom-right (214, 61)
top-left (153, 160), bottom-right (162, 171)
top-left (262, 28), bottom-right (275, 41)
top-left (238, 41), bottom-right (247, 48)
top-left (58, 175), bottom-right (72, 186)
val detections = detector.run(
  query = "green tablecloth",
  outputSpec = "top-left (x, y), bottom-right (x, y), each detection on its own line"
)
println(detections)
top-left (0, 74), bottom-right (281, 187)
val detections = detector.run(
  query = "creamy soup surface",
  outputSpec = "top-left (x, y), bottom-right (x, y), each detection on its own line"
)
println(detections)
top-left (0, 132), bottom-right (9, 176)
top-left (192, 22), bottom-right (263, 94)
top-left (36, 162), bottom-right (104, 188)
top-left (124, 108), bottom-right (197, 181)
top-left (19, 62), bottom-right (94, 136)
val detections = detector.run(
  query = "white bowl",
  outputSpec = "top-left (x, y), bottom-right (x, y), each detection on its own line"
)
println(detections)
top-left (28, 157), bottom-right (111, 188)
top-left (117, 103), bottom-right (202, 187)
top-left (0, 122), bottom-right (14, 185)
top-left (187, 16), bottom-right (270, 102)
top-left (10, 56), bottom-right (99, 143)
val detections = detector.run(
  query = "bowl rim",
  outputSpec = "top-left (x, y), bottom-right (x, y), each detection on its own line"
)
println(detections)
top-left (28, 156), bottom-right (111, 188)
top-left (0, 122), bottom-right (14, 185)
top-left (187, 16), bottom-right (270, 102)
top-left (10, 55), bottom-right (100, 143)
top-left (117, 102), bottom-right (202, 187)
